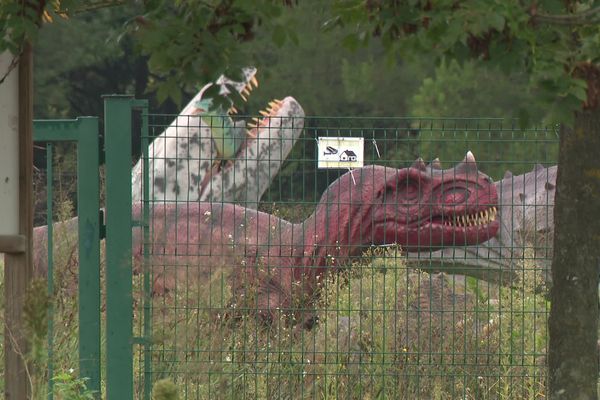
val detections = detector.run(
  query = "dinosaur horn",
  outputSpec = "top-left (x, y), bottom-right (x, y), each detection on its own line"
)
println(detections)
top-left (464, 150), bottom-right (476, 164)
top-left (411, 157), bottom-right (427, 171)
top-left (454, 151), bottom-right (478, 174)
top-left (429, 158), bottom-right (442, 170)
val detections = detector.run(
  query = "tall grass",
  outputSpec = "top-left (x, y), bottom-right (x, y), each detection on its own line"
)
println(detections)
top-left (136, 247), bottom-right (548, 399)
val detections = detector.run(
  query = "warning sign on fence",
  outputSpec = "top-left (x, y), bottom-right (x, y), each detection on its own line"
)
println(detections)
top-left (317, 137), bottom-right (364, 169)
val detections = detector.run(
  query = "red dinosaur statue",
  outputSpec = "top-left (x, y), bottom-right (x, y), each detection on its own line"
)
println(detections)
top-left (133, 151), bottom-right (499, 325)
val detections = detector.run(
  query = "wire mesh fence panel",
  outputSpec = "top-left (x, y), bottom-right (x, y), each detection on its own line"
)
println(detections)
top-left (133, 114), bottom-right (557, 399)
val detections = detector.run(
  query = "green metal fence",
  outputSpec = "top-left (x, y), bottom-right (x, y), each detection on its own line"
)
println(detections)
top-left (128, 109), bottom-right (558, 399)
top-left (20, 98), bottom-right (558, 399)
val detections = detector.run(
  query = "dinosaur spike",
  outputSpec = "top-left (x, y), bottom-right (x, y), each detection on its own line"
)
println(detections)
top-left (429, 158), bottom-right (442, 170)
top-left (503, 170), bottom-right (513, 179)
top-left (465, 150), bottom-right (476, 164)
top-left (455, 151), bottom-right (478, 174)
top-left (411, 157), bottom-right (427, 171)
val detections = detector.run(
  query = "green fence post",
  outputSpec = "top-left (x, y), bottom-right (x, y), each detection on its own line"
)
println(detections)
top-left (103, 95), bottom-right (134, 400)
top-left (76, 117), bottom-right (101, 395)
top-left (46, 143), bottom-right (55, 400)
top-left (33, 117), bottom-right (102, 398)
top-left (131, 99), bottom-right (152, 400)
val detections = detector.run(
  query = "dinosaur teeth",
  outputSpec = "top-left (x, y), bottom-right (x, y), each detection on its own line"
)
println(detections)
top-left (240, 93), bottom-right (248, 102)
top-left (242, 87), bottom-right (251, 97)
top-left (448, 207), bottom-right (498, 228)
top-left (228, 106), bottom-right (238, 114)
top-left (250, 76), bottom-right (258, 88)
top-left (247, 122), bottom-right (257, 129)
top-left (268, 101), bottom-right (279, 108)
top-left (259, 110), bottom-right (270, 117)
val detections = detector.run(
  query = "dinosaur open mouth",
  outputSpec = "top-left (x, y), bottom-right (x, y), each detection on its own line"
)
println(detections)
top-left (439, 206), bottom-right (498, 228)
top-left (245, 99), bottom-right (285, 133)
top-left (386, 205), bottom-right (500, 250)
top-left (225, 77), bottom-right (285, 136)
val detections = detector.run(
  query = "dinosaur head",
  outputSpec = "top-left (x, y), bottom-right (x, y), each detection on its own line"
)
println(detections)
top-left (193, 66), bottom-right (285, 135)
top-left (317, 152), bottom-right (499, 252)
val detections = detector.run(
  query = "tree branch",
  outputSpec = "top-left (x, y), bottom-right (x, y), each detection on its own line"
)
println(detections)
top-left (56, 0), bottom-right (126, 15)
top-left (531, 6), bottom-right (600, 26)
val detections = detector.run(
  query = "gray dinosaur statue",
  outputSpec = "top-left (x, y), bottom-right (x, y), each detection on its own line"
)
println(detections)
top-left (406, 164), bottom-right (557, 287)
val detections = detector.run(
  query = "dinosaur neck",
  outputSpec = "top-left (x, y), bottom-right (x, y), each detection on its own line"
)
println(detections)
top-left (294, 202), bottom-right (374, 269)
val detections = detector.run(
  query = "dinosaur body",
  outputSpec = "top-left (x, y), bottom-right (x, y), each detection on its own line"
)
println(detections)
top-left (33, 162), bottom-right (556, 303)
top-left (131, 152), bottom-right (499, 324)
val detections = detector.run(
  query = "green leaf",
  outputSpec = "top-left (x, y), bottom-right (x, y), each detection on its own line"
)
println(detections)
top-left (272, 24), bottom-right (287, 47)
top-left (489, 14), bottom-right (505, 31)
top-left (571, 85), bottom-right (588, 102)
top-left (342, 34), bottom-right (360, 51)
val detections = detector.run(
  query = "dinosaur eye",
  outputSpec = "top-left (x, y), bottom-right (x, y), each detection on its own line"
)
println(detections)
top-left (377, 184), bottom-right (395, 201)
top-left (398, 179), bottom-right (421, 203)
top-left (402, 180), bottom-right (419, 196)
top-left (442, 187), bottom-right (468, 204)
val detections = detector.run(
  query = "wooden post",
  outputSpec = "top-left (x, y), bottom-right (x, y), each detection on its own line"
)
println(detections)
top-left (3, 41), bottom-right (34, 400)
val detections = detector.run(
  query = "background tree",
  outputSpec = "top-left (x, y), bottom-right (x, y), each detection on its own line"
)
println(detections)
top-left (327, 1), bottom-right (600, 398)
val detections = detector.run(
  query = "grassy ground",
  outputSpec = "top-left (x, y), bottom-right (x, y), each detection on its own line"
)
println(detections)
top-left (133, 247), bottom-right (548, 399)
top-left (1, 231), bottom-right (549, 399)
